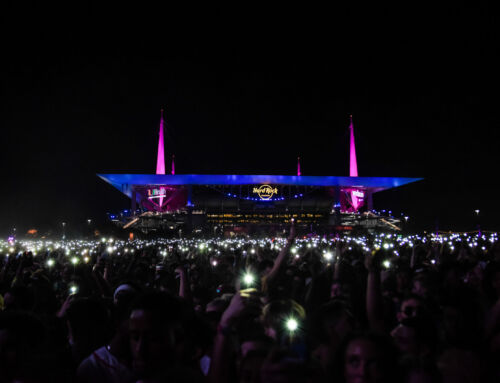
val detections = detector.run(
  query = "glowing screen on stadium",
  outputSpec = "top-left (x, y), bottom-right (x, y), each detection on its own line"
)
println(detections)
top-left (341, 189), bottom-right (365, 213)
top-left (147, 188), bottom-right (167, 200)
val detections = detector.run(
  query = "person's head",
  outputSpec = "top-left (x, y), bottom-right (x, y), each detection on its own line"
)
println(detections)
top-left (490, 268), bottom-right (500, 295)
top-left (464, 262), bottom-right (484, 290)
top-left (312, 300), bottom-right (355, 347)
top-left (113, 282), bottom-right (139, 306)
top-left (397, 294), bottom-right (425, 323)
top-left (330, 279), bottom-right (351, 300)
top-left (129, 291), bottom-right (184, 377)
top-left (65, 298), bottom-right (112, 364)
top-left (483, 262), bottom-right (500, 302)
top-left (0, 310), bottom-right (47, 381)
top-left (439, 294), bottom-right (482, 349)
top-left (334, 332), bottom-right (400, 383)
top-left (3, 285), bottom-right (34, 311)
top-left (396, 269), bottom-right (412, 292)
top-left (412, 275), bottom-right (432, 298)
top-left (440, 263), bottom-right (462, 292)
top-left (29, 273), bottom-right (59, 317)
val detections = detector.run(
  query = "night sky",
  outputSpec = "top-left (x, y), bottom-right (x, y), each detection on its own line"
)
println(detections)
top-left (2, 3), bottom-right (498, 236)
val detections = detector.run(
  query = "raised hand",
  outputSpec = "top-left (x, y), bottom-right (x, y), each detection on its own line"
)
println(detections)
top-left (56, 293), bottom-right (75, 318)
top-left (174, 265), bottom-right (186, 277)
top-left (288, 221), bottom-right (297, 242)
top-left (364, 249), bottom-right (384, 272)
top-left (219, 288), bottom-right (261, 328)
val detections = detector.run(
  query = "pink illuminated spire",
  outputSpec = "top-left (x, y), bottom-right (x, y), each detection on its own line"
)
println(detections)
top-left (156, 109), bottom-right (166, 175)
top-left (171, 154), bottom-right (175, 175)
top-left (297, 157), bottom-right (301, 176)
top-left (349, 115), bottom-right (358, 177)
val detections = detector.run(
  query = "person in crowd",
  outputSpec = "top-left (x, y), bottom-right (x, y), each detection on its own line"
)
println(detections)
top-left (331, 332), bottom-right (401, 383)
top-left (76, 285), bottom-right (138, 383)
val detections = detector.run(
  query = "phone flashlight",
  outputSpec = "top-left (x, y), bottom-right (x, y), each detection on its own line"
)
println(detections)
top-left (281, 316), bottom-right (301, 348)
top-left (242, 272), bottom-right (255, 287)
top-left (286, 317), bottom-right (299, 333)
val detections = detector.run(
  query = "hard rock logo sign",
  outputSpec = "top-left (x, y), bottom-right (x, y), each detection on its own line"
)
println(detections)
top-left (253, 185), bottom-right (278, 200)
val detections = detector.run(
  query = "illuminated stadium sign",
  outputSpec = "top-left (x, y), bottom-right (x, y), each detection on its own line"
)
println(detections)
top-left (253, 185), bottom-right (278, 200)
top-left (147, 188), bottom-right (167, 200)
top-left (352, 190), bottom-right (364, 198)
top-left (341, 188), bottom-right (366, 212)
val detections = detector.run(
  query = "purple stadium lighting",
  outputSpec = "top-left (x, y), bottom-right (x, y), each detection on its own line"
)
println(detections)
top-left (156, 109), bottom-right (166, 175)
top-left (156, 109), bottom-right (166, 207)
top-left (349, 115), bottom-right (358, 177)
top-left (98, 112), bottom-right (423, 216)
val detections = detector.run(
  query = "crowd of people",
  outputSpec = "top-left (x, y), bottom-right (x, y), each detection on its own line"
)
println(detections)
top-left (0, 227), bottom-right (500, 382)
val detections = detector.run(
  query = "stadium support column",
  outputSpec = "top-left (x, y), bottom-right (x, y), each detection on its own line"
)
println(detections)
top-left (187, 185), bottom-right (193, 207)
top-left (367, 191), bottom-right (373, 211)
top-left (186, 185), bottom-right (193, 233)
top-left (334, 186), bottom-right (341, 224)
top-left (131, 187), bottom-right (137, 215)
top-left (329, 187), bottom-right (341, 226)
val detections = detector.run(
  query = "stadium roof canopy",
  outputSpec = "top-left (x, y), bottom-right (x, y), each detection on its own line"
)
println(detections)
top-left (98, 174), bottom-right (423, 198)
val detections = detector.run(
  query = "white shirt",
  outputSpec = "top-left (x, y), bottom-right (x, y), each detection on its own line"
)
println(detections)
top-left (77, 346), bottom-right (134, 383)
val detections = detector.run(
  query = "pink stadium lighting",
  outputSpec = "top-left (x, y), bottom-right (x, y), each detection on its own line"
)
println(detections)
top-left (297, 157), bottom-right (301, 176)
top-left (156, 109), bottom-right (166, 175)
top-left (156, 109), bottom-right (166, 207)
top-left (171, 154), bottom-right (175, 175)
top-left (349, 115), bottom-right (358, 177)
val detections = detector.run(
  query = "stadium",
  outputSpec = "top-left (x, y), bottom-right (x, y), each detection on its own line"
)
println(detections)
top-left (98, 112), bottom-right (422, 234)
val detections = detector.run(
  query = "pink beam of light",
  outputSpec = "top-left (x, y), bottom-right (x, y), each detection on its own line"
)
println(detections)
top-left (156, 109), bottom-right (166, 207)
top-left (350, 191), bottom-right (361, 211)
top-left (297, 156), bottom-right (301, 176)
top-left (156, 109), bottom-right (166, 175)
top-left (349, 115), bottom-right (358, 177)
top-left (171, 154), bottom-right (175, 175)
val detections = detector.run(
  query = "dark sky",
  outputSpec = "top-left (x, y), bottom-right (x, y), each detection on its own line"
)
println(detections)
top-left (2, 3), bottom-right (499, 235)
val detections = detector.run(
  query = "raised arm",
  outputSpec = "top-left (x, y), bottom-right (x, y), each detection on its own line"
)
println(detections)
top-left (365, 250), bottom-right (386, 333)
top-left (261, 223), bottom-right (296, 293)
top-left (0, 256), bottom-right (12, 286)
top-left (208, 289), bottom-right (261, 383)
top-left (175, 265), bottom-right (191, 302)
top-left (333, 240), bottom-right (344, 280)
top-left (91, 256), bottom-right (112, 298)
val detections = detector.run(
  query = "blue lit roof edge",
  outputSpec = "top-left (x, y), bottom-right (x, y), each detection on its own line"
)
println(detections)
top-left (98, 174), bottom-right (423, 198)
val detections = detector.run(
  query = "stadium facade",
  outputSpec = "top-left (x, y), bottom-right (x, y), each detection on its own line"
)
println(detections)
top-left (98, 111), bottom-right (422, 233)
